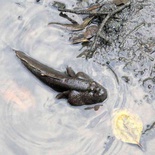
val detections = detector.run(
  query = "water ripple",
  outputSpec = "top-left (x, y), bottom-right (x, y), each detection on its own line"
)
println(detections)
top-left (0, 0), bottom-right (155, 155)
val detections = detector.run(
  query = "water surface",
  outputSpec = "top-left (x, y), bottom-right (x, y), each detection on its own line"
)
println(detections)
top-left (0, 0), bottom-right (155, 155)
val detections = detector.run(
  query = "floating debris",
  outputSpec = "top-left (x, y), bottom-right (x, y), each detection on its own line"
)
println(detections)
top-left (112, 109), bottom-right (143, 149)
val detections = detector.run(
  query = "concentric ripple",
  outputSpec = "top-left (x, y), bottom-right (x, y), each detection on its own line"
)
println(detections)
top-left (0, 0), bottom-right (155, 155)
top-left (0, 0), bottom-right (120, 154)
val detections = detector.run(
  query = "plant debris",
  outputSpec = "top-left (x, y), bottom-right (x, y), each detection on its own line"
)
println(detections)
top-left (49, 16), bottom-right (94, 31)
top-left (70, 25), bottom-right (98, 44)
top-left (49, 1), bottom-right (131, 59)
top-left (113, 0), bottom-right (129, 6)
top-left (112, 109), bottom-right (143, 149)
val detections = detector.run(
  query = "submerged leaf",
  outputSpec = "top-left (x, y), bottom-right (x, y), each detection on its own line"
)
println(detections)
top-left (113, 0), bottom-right (129, 6)
top-left (70, 25), bottom-right (98, 44)
top-left (71, 35), bottom-right (89, 44)
top-left (80, 17), bottom-right (94, 29)
top-left (84, 25), bottom-right (98, 39)
top-left (112, 109), bottom-right (143, 147)
top-left (76, 49), bottom-right (90, 58)
top-left (48, 17), bottom-right (94, 31)
top-left (86, 4), bottom-right (101, 11)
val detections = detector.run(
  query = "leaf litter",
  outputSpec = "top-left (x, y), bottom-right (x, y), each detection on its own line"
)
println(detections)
top-left (112, 109), bottom-right (143, 149)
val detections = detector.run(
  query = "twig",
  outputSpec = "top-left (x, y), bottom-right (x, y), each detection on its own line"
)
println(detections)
top-left (99, 32), bottom-right (109, 41)
top-left (142, 122), bottom-right (155, 135)
top-left (86, 1), bottom-right (131, 59)
top-left (87, 14), bottom-right (110, 58)
top-left (58, 8), bottom-right (109, 16)
top-left (59, 12), bottom-right (78, 24)
top-left (119, 22), bottom-right (145, 49)
top-left (94, 61), bottom-right (119, 84)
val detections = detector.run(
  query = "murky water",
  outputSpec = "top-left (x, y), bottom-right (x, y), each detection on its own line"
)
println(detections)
top-left (0, 0), bottom-right (155, 155)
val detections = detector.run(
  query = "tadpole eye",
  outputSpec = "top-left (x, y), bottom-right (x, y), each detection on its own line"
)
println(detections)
top-left (90, 81), bottom-right (96, 91)
top-left (96, 87), bottom-right (100, 91)
top-left (99, 89), bottom-right (105, 95)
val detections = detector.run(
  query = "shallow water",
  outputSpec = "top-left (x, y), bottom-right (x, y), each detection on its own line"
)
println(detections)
top-left (0, 0), bottom-right (155, 155)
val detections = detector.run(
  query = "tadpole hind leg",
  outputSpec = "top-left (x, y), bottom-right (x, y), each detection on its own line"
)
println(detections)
top-left (66, 67), bottom-right (76, 77)
top-left (56, 90), bottom-right (70, 99)
top-left (76, 72), bottom-right (93, 81)
top-left (66, 67), bottom-right (93, 81)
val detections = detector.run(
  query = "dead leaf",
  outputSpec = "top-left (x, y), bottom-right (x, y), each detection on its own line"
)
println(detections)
top-left (84, 25), bottom-right (98, 39)
top-left (112, 109), bottom-right (143, 148)
top-left (86, 4), bottom-right (101, 11)
top-left (113, 0), bottom-right (129, 6)
top-left (70, 34), bottom-right (89, 44)
top-left (79, 17), bottom-right (94, 30)
top-left (70, 25), bottom-right (98, 44)
top-left (48, 16), bottom-right (94, 31)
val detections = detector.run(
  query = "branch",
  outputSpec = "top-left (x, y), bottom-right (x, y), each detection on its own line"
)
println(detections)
top-left (58, 8), bottom-right (109, 16)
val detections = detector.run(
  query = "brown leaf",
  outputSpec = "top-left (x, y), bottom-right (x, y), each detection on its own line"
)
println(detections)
top-left (48, 16), bottom-right (94, 31)
top-left (70, 25), bottom-right (98, 44)
top-left (113, 0), bottom-right (129, 6)
top-left (84, 25), bottom-right (98, 39)
top-left (70, 33), bottom-right (89, 44)
top-left (86, 4), bottom-right (101, 11)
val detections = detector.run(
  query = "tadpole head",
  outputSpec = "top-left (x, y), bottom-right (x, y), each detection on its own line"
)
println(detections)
top-left (99, 87), bottom-right (108, 102)
top-left (93, 82), bottom-right (108, 102)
